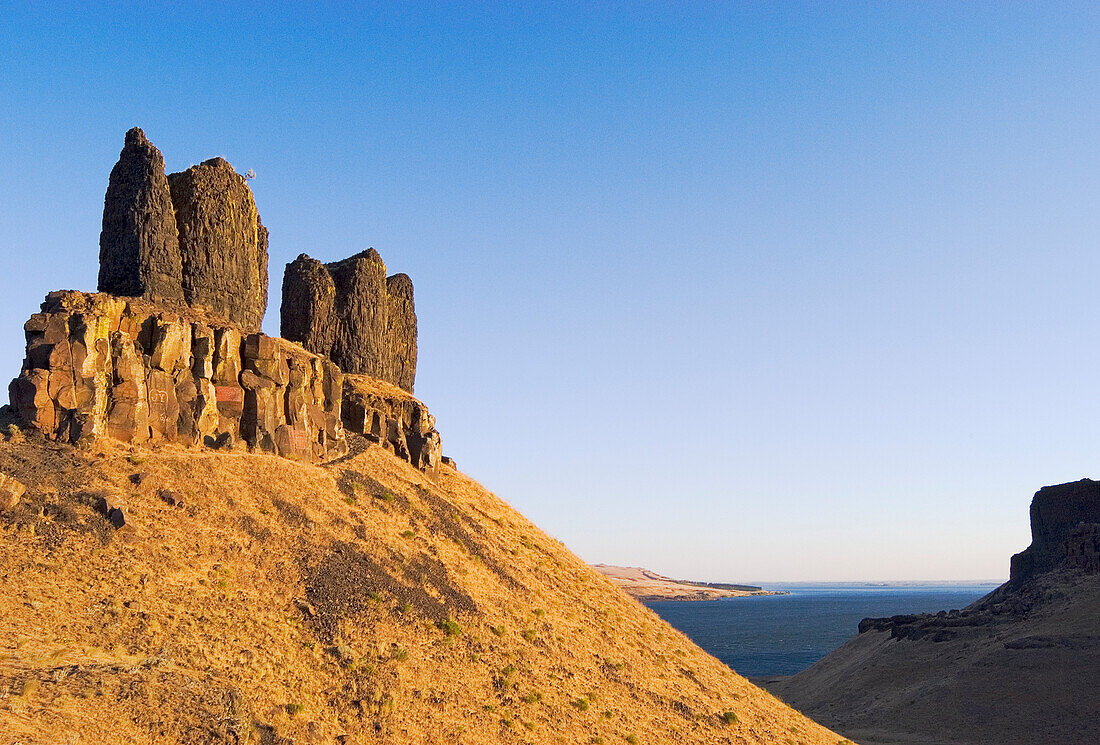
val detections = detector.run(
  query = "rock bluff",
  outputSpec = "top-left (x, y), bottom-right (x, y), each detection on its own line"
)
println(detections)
top-left (281, 250), bottom-right (417, 392)
top-left (98, 128), bottom-right (268, 333)
top-left (1010, 478), bottom-right (1100, 582)
top-left (8, 128), bottom-right (441, 474)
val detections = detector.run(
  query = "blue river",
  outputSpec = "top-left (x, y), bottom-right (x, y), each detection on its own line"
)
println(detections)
top-left (646, 582), bottom-right (1001, 677)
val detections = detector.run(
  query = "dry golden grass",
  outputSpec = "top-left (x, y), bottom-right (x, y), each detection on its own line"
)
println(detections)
top-left (0, 432), bottom-right (847, 745)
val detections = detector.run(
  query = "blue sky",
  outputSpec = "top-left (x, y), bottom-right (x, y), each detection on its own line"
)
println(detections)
top-left (3, 2), bottom-right (1099, 581)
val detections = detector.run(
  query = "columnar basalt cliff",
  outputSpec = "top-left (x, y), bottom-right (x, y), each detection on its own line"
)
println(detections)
top-left (8, 291), bottom-right (346, 463)
top-left (342, 374), bottom-right (441, 474)
top-left (1010, 478), bottom-right (1100, 581)
top-left (169, 158), bottom-right (269, 332)
top-left (9, 128), bottom-right (440, 473)
top-left (98, 128), bottom-right (268, 333)
top-left (98, 128), bottom-right (185, 302)
top-left (281, 250), bottom-right (417, 392)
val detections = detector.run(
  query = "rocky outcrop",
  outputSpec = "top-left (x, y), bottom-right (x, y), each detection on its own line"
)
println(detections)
top-left (98, 127), bottom-right (184, 302)
top-left (281, 250), bottom-right (417, 392)
top-left (1010, 478), bottom-right (1100, 582)
top-left (97, 129), bottom-right (268, 332)
top-left (168, 158), bottom-right (269, 332)
top-left (7, 291), bottom-right (345, 463)
top-left (341, 374), bottom-right (440, 475)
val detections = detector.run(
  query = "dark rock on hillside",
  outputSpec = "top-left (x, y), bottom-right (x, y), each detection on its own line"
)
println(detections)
top-left (1011, 478), bottom-right (1100, 582)
top-left (98, 127), bottom-right (184, 302)
top-left (327, 249), bottom-right (389, 378)
top-left (384, 273), bottom-right (417, 392)
top-left (280, 254), bottom-right (336, 358)
top-left (280, 249), bottom-right (417, 392)
top-left (168, 158), bottom-right (269, 332)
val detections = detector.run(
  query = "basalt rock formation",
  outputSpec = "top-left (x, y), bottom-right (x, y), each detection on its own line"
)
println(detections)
top-left (10, 128), bottom-right (439, 474)
top-left (1010, 478), bottom-right (1100, 581)
top-left (281, 250), bottom-right (417, 392)
top-left (98, 129), bottom-right (268, 332)
top-left (168, 158), bottom-right (269, 332)
top-left (98, 127), bottom-right (185, 302)
top-left (8, 291), bottom-right (346, 463)
top-left (341, 374), bottom-right (441, 474)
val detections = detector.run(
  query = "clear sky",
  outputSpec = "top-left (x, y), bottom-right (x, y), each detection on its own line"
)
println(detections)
top-left (3, 2), bottom-right (1099, 582)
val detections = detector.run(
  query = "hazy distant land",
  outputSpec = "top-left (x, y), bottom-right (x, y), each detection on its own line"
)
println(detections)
top-left (593, 564), bottom-right (788, 601)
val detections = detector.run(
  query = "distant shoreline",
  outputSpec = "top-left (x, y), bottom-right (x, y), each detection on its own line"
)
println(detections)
top-left (592, 564), bottom-right (790, 602)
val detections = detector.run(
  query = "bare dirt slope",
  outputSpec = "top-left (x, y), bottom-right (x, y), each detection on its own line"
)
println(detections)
top-left (767, 571), bottom-right (1100, 745)
top-left (0, 429), bottom-right (847, 745)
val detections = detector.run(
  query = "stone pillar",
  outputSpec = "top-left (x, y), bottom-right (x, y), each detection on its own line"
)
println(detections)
top-left (98, 127), bottom-right (184, 302)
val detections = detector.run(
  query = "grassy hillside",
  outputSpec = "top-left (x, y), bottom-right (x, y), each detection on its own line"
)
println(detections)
top-left (768, 572), bottom-right (1100, 745)
top-left (0, 426), bottom-right (846, 745)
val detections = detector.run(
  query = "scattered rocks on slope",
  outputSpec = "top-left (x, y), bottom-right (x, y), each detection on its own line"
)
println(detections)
top-left (98, 127), bottom-right (185, 302)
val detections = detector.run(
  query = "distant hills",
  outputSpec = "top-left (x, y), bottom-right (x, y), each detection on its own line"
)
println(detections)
top-left (592, 564), bottom-right (785, 601)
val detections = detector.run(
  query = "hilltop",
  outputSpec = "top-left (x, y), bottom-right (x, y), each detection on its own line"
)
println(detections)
top-left (767, 479), bottom-right (1100, 745)
top-left (592, 565), bottom-right (783, 602)
top-left (0, 425), bottom-right (846, 744)
top-left (0, 127), bottom-right (847, 743)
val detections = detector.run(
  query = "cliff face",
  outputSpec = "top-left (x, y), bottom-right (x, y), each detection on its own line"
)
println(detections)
top-left (281, 251), bottom-right (418, 393)
top-left (14, 128), bottom-right (433, 473)
top-left (767, 479), bottom-right (1100, 745)
top-left (97, 128), bottom-right (184, 302)
top-left (98, 130), bottom-right (269, 333)
top-left (8, 291), bottom-right (345, 464)
top-left (1011, 478), bottom-right (1100, 581)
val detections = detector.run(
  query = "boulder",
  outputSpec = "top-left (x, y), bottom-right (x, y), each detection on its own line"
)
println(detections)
top-left (98, 128), bottom-right (184, 302)
top-left (0, 473), bottom-right (25, 511)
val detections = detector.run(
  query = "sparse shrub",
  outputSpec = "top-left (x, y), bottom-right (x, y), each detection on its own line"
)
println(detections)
top-left (571, 697), bottom-right (590, 711)
top-left (521, 691), bottom-right (542, 704)
top-left (522, 720), bottom-right (535, 731)
top-left (501, 717), bottom-right (513, 728)
top-left (397, 602), bottom-right (413, 614)
top-left (602, 710), bottom-right (613, 719)
top-left (391, 647), bottom-right (409, 661)
top-left (625, 735), bottom-right (638, 744)
top-left (720, 711), bottom-right (738, 725)
top-left (533, 608), bottom-right (545, 617)
top-left (400, 529), bottom-right (415, 538)
top-left (368, 592), bottom-right (383, 603)
top-left (438, 619), bottom-right (462, 637)
top-left (521, 628), bottom-right (537, 642)
top-left (490, 624), bottom-right (505, 636)
top-left (377, 491), bottom-right (396, 502)
top-left (343, 495), bottom-right (356, 505)
top-left (126, 455), bottom-right (147, 465)
top-left (285, 702), bottom-right (304, 717)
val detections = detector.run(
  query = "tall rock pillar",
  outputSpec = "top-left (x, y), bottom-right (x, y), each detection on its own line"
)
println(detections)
top-left (168, 158), bottom-right (269, 332)
top-left (97, 127), bottom-right (184, 301)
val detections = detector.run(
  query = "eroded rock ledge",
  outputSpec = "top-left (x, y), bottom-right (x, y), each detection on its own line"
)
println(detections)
top-left (8, 291), bottom-right (345, 463)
